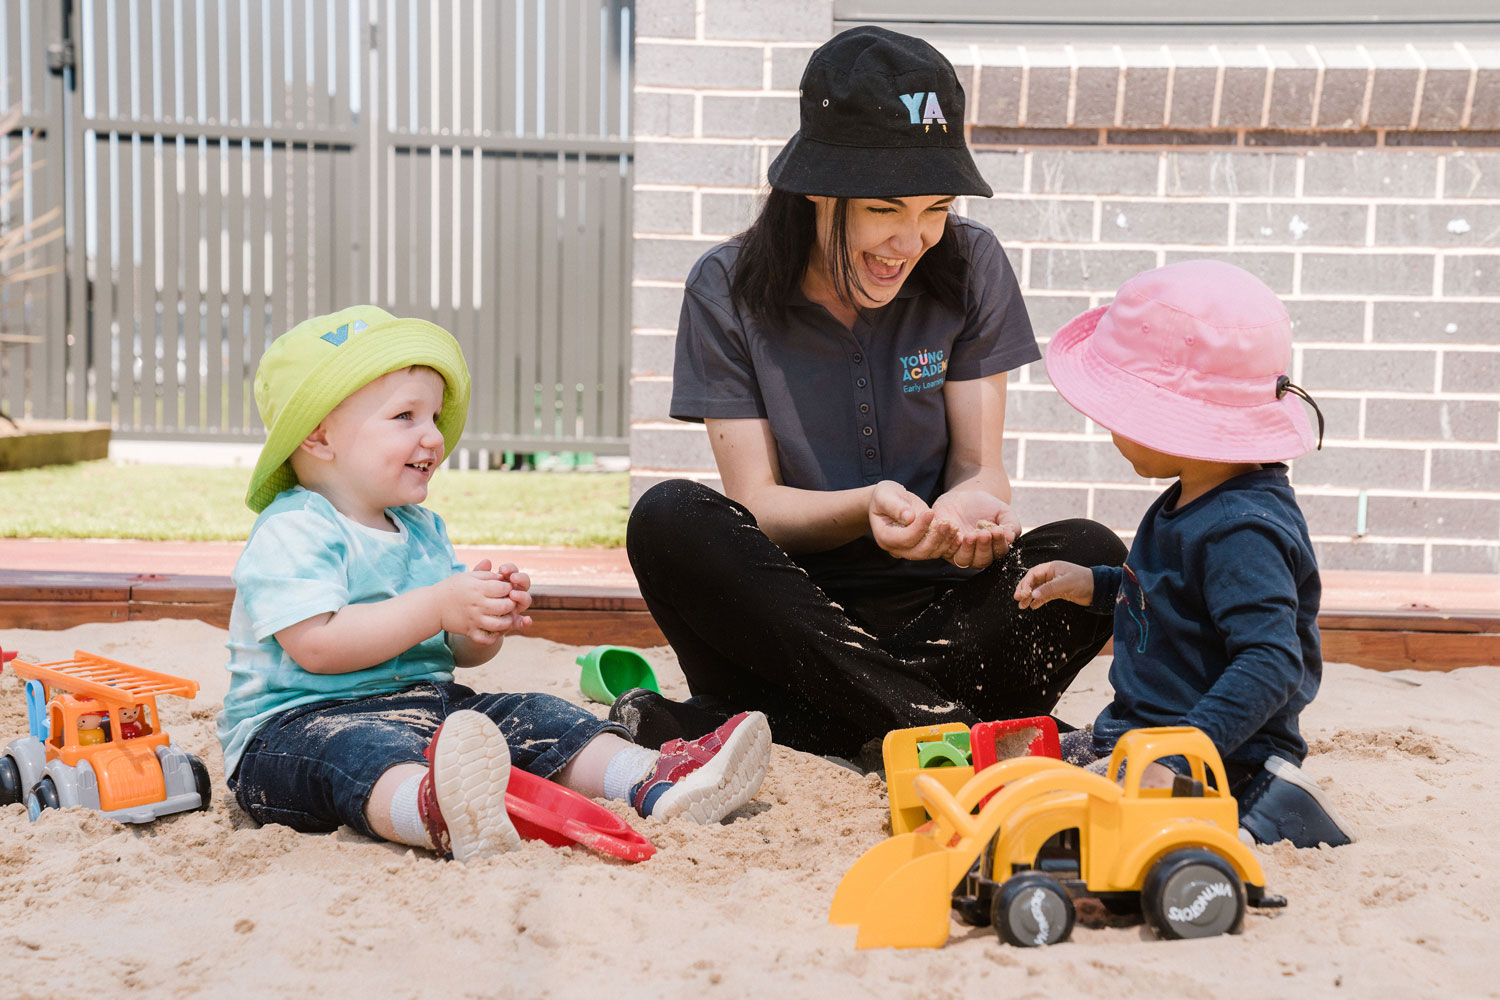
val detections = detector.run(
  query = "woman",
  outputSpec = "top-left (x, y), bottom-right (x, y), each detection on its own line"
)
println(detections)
top-left (618, 26), bottom-right (1126, 760)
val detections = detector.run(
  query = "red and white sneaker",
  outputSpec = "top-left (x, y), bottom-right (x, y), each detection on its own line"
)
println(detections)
top-left (415, 710), bottom-right (521, 862)
top-left (630, 711), bottom-right (772, 823)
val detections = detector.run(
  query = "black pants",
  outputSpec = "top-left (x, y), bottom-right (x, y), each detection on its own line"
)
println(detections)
top-left (627, 480), bottom-right (1127, 757)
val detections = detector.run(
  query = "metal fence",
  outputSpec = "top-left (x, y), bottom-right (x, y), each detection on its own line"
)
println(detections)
top-left (0, 0), bottom-right (634, 456)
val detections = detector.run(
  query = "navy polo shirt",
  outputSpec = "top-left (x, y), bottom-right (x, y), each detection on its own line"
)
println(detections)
top-left (671, 217), bottom-right (1040, 594)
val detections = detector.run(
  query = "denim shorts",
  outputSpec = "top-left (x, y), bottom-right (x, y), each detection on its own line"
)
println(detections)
top-left (229, 682), bottom-right (626, 838)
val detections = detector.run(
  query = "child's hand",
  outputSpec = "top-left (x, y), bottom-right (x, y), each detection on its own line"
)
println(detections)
top-left (1014, 560), bottom-right (1094, 609)
top-left (440, 562), bottom-right (530, 644)
top-left (930, 490), bottom-right (1021, 569)
top-left (869, 481), bottom-right (955, 561)
top-left (487, 560), bottom-right (533, 633)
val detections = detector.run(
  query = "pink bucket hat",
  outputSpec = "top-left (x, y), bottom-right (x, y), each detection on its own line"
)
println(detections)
top-left (1045, 260), bottom-right (1322, 463)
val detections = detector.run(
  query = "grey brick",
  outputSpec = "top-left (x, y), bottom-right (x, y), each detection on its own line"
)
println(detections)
top-left (636, 0), bottom-right (696, 39)
top-left (1101, 200), bottom-right (1228, 244)
top-left (1072, 65), bottom-right (1121, 128)
top-left (1266, 67), bottom-right (1318, 130)
top-left (1472, 67), bottom-right (1500, 130)
top-left (1286, 299), bottom-right (1367, 343)
top-left (976, 65), bottom-right (1024, 128)
top-left (1366, 495), bottom-right (1500, 539)
top-left (1313, 540), bottom-right (1425, 572)
top-left (1304, 396), bottom-right (1361, 441)
top-left (1441, 351), bottom-right (1500, 393)
top-left (1303, 150), bottom-right (1438, 199)
top-left (1289, 446), bottom-right (1426, 489)
top-left (973, 151), bottom-right (1026, 194)
top-left (634, 236), bottom-right (719, 281)
top-left (630, 377), bottom-right (674, 421)
top-left (634, 92), bottom-right (697, 138)
top-left (635, 141), bottom-right (760, 187)
top-left (1443, 151), bottom-right (1500, 198)
top-left (1376, 204), bottom-right (1500, 248)
top-left (1008, 485), bottom-right (1092, 529)
top-left (1431, 543), bottom-right (1500, 574)
top-left (631, 473), bottom-right (724, 507)
top-left (1029, 249), bottom-right (1159, 292)
top-left (1441, 254), bottom-right (1500, 297)
top-left (1005, 388), bottom-right (1087, 433)
top-left (630, 424), bottom-right (717, 471)
top-left (1315, 67), bottom-right (1371, 130)
top-left (631, 287), bottom-right (686, 330)
top-left (966, 197), bottom-right (1093, 243)
top-left (1373, 301), bottom-right (1500, 344)
top-left (1165, 151), bottom-right (1298, 197)
top-left (1367, 399), bottom-right (1499, 442)
top-left (631, 330), bottom-right (677, 375)
top-left (1218, 65), bottom-right (1269, 128)
top-left (701, 95), bottom-right (799, 140)
top-left (1294, 492), bottom-right (1360, 537)
top-left (1298, 253), bottom-right (1434, 297)
top-left (1234, 202), bottom-right (1368, 247)
top-left (635, 190), bottom-right (694, 235)
top-left (1121, 64), bottom-right (1169, 128)
top-left (635, 43), bottom-right (765, 89)
top-left (1022, 438), bottom-right (1136, 484)
top-left (1018, 357), bottom-right (1052, 386)
top-left (1431, 448), bottom-right (1500, 489)
top-left (1025, 66), bottom-right (1072, 128)
top-left (703, 0), bottom-right (830, 41)
top-left (1169, 66), bottom-right (1218, 128)
top-left (1162, 251), bottom-right (1294, 293)
top-left (1023, 295), bottom-right (1094, 336)
top-left (700, 192), bottom-right (758, 237)
top-left (1092, 486), bottom-right (1165, 530)
top-left (771, 46), bottom-right (816, 90)
top-left (1300, 348), bottom-right (1436, 392)
top-left (1418, 69), bottom-right (1474, 131)
top-left (1032, 150), bottom-right (1159, 196)
top-left (1365, 53), bottom-right (1421, 127)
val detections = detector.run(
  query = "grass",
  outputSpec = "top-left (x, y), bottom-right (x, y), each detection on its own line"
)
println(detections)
top-left (0, 461), bottom-right (629, 546)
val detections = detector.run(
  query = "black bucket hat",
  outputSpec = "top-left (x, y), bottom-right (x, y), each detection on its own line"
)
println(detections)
top-left (767, 26), bottom-right (992, 200)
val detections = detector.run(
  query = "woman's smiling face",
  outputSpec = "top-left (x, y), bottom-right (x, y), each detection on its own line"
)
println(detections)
top-left (805, 194), bottom-right (954, 313)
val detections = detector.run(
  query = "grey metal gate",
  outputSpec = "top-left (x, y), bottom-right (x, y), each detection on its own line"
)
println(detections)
top-left (0, 0), bottom-right (633, 456)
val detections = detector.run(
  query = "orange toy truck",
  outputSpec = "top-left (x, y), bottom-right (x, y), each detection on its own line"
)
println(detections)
top-left (0, 650), bottom-right (210, 823)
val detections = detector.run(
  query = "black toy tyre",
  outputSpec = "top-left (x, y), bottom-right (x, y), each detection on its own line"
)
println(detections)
top-left (992, 872), bottom-right (1075, 947)
top-left (0, 756), bottom-right (21, 807)
top-left (1141, 848), bottom-right (1246, 940)
top-left (29, 775), bottom-right (61, 813)
top-left (188, 754), bottom-right (212, 811)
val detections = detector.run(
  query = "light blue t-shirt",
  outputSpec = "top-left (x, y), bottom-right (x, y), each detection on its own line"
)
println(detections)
top-left (216, 487), bottom-right (466, 776)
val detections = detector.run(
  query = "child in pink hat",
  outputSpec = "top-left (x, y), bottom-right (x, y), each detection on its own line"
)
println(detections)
top-left (1013, 260), bottom-right (1353, 849)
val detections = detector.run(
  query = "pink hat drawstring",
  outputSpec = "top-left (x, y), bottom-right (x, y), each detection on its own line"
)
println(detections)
top-left (1275, 376), bottom-right (1324, 451)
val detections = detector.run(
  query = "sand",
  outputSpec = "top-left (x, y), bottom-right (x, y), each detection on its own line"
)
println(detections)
top-left (1, 619), bottom-right (1495, 999)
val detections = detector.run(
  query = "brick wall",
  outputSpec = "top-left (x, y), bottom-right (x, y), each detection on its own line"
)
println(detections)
top-left (630, 1), bottom-right (1500, 574)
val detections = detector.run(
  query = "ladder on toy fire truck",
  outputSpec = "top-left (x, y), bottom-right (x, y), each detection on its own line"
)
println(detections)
top-left (4, 651), bottom-right (199, 705)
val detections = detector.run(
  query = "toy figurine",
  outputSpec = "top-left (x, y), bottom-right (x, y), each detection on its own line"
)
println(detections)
top-left (117, 705), bottom-right (150, 740)
top-left (77, 712), bottom-right (107, 746)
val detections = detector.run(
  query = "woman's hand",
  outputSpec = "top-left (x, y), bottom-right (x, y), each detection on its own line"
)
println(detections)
top-left (868, 480), bottom-right (957, 561)
top-left (1014, 560), bottom-right (1095, 609)
top-left (930, 490), bottom-right (1021, 570)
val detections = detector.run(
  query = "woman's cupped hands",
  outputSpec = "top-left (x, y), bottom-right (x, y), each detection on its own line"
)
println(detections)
top-left (868, 481), bottom-right (1020, 569)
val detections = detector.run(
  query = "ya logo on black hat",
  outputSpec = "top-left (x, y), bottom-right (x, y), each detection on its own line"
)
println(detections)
top-left (898, 92), bottom-right (947, 132)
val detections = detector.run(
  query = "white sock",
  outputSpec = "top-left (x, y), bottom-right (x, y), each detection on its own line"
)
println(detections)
top-left (388, 773), bottom-right (433, 848)
top-left (602, 745), bottom-right (659, 802)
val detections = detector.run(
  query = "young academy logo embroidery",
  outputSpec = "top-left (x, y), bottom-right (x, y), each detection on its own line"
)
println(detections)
top-left (900, 348), bottom-right (947, 394)
top-left (1118, 564), bottom-right (1150, 653)
top-left (898, 92), bottom-right (948, 133)
top-left (320, 318), bottom-right (368, 346)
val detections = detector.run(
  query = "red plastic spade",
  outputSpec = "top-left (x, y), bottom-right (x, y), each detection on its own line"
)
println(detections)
top-left (505, 768), bottom-right (656, 863)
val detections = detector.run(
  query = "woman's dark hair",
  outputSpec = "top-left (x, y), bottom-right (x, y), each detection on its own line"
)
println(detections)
top-left (730, 188), bottom-right (967, 325)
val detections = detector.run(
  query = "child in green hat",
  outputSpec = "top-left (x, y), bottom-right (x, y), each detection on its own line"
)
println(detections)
top-left (217, 306), bottom-right (772, 862)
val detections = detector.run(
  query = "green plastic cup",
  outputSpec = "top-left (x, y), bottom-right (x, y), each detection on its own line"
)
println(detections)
top-left (577, 645), bottom-right (661, 704)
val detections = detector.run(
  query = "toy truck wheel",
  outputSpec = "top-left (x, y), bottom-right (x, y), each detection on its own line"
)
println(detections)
top-left (25, 775), bottom-right (61, 818)
top-left (1141, 848), bottom-right (1246, 940)
top-left (188, 754), bottom-right (212, 811)
top-left (0, 756), bottom-right (21, 807)
top-left (992, 872), bottom-right (1075, 947)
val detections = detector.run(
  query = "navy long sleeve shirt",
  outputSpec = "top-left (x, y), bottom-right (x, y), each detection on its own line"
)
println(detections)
top-left (1089, 464), bottom-right (1322, 770)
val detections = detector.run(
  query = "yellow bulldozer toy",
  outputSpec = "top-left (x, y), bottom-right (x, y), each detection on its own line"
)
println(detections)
top-left (830, 726), bottom-right (1287, 949)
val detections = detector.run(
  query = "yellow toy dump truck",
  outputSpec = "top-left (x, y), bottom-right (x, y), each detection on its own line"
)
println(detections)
top-left (831, 726), bottom-right (1286, 949)
top-left (0, 650), bottom-right (209, 823)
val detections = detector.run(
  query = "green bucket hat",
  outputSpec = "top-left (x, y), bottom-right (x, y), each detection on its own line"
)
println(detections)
top-left (246, 305), bottom-right (471, 513)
